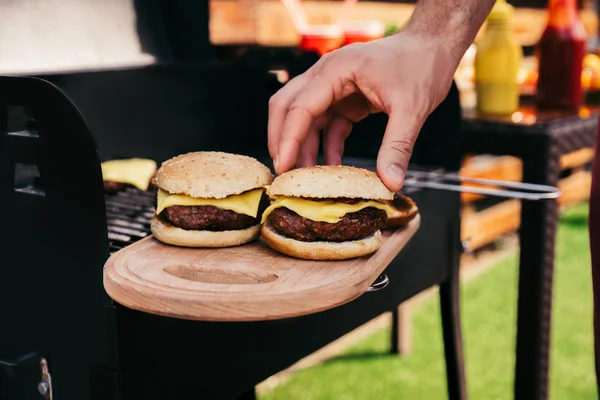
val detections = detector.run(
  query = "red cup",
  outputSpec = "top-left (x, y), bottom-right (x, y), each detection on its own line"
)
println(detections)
top-left (342, 20), bottom-right (385, 46)
top-left (299, 25), bottom-right (344, 56)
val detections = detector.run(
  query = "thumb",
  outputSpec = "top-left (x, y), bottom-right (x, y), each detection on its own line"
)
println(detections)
top-left (376, 112), bottom-right (422, 192)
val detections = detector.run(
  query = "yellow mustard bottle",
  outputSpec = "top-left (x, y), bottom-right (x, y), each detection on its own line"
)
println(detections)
top-left (474, 0), bottom-right (522, 115)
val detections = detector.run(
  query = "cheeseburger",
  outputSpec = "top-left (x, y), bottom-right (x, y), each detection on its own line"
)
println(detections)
top-left (151, 151), bottom-right (273, 247)
top-left (260, 165), bottom-right (397, 260)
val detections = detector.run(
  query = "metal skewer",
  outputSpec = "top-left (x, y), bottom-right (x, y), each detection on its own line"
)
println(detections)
top-left (402, 170), bottom-right (561, 201)
top-left (367, 274), bottom-right (389, 292)
top-left (366, 168), bottom-right (561, 292)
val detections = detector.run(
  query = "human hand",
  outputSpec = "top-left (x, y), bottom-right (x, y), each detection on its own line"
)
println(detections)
top-left (267, 30), bottom-right (461, 191)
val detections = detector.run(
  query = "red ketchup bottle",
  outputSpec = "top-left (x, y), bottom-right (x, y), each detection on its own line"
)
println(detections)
top-left (536, 0), bottom-right (587, 110)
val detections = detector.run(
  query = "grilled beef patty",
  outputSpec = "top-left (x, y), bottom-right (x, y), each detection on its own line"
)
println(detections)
top-left (267, 201), bottom-right (387, 242)
top-left (159, 192), bottom-right (270, 231)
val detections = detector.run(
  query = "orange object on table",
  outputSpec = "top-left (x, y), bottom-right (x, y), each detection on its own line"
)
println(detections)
top-left (582, 54), bottom-right (600, 90)
top-left (342, 20), bottom-right (385, 46)
top-left (299, 25), bottom-right (344, 56)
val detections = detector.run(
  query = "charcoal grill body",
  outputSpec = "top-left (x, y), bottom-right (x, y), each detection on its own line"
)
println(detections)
top-left (0, 58), bottom-right (464, 400)
top-left (0, 76), bottom-right (112, 399)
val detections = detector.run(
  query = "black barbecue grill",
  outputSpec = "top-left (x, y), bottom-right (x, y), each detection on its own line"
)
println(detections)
top-left (0, 52), bottom-right (472, 400)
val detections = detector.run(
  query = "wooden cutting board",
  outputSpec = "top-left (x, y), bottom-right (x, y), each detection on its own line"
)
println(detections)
top-left (103, 215), bottom-right (420, 322)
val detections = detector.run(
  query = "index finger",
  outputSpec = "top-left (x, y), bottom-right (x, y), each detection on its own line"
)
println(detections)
top-left (276, 75), bottom-right (356, 174)
top-left (267, 74), bottom-right (310, 162)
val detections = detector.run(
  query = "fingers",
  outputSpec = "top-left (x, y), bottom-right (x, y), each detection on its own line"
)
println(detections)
top-left (297, 114), bottom-right (329, 168)
top-left (323, 116), bottom-right (352, 166)
top-left (376, 110), bottom-right (424, 192)
top-left (267, 74), bottom-right (311, 164)
top-left (321, 93), bottom-right (369, 165)
top-left (275, 75), bottom-right (356, 174)
top-left (296, 128), bottom-right (320, 168)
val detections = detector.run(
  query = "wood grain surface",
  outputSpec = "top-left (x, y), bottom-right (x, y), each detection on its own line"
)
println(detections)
top-left (103, 215), bottom-right (420, 322)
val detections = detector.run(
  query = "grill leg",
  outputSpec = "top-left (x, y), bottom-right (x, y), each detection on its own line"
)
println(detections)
top-left (440, 274), bottom-right (467, 400)
top-left (440, 213), bottom-right (467, 400)
top-left (390, 304), bottom-right (412, 356)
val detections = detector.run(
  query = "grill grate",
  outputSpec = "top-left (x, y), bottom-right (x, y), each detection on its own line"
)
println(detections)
top-left (105, 187), bottom-right (156, 255)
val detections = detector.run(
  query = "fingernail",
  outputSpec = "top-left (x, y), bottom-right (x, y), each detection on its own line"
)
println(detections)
top-left (387, 163), bottom-right (405, 183)
top-left (274, 156), bottom-right (279, 172)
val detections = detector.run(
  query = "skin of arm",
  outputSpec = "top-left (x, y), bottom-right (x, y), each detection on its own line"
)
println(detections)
top-left (268, 0), bottom-right (497, 191)
top-left (408, 0), bottom-right (496, 60)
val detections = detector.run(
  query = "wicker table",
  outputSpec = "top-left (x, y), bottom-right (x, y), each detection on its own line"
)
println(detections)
top-left (461, 106), bottom-right (598, 400)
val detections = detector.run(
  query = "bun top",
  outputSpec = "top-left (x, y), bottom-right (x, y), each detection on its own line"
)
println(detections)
top-left (154, 151), bottom-right (273, 198)
top-left (268, 165), bottom-right (394, 201)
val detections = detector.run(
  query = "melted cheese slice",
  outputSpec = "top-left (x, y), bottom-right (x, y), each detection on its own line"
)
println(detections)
top-left (101, 158), bottom-right (157, 191)
top-left (156, 188), bottom-right (265, 218)
top-left (261, 196), bottom-right (396, 224)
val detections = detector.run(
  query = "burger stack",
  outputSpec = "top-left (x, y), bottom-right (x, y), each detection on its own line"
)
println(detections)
top-left (150, 151), bottom-right (418, 261)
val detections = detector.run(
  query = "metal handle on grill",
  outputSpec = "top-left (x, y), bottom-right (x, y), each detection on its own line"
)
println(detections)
top-left (0, 353), bottom-right (52, 399)
top-left (367, 274), bottom-right (389, 292)
top-left (402, 170), bottom-right (561, 201)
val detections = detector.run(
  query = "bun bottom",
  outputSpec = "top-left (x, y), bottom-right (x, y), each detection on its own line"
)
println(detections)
top-left (151, 216), bottom-right (260, 248)
top-left (261, 222), bottom-right (382, 260)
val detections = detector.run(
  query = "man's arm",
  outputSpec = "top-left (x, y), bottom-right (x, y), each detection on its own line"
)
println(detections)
top-left (407, 0), bottom-right (496, 63)
top-left (268, 0), bottom-right (497, 190)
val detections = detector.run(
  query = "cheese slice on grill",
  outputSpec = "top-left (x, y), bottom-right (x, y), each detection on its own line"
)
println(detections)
top-left (101, 158), bottom-right (157, 191)
top-left (156, 188), bottom-right (265, 218)
top-left (260, 196), bottom-right (396, 224)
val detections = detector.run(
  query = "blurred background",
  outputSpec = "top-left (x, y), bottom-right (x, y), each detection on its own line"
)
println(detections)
top-left (1, 0), bottom-right (598, 399)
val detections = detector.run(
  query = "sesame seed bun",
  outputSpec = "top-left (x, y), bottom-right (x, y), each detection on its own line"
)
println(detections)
top-left (151, 216), bottom-right (260, 248)
top-left (261, 222), bottom-right (382, 260)
top-left (154, 151), bottom-right (273, 199)
top-left (268, 165), bottom-right (394, 201)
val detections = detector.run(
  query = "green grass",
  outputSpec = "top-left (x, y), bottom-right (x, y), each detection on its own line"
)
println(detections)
top-left (261, 203), bottom-right (597, 400)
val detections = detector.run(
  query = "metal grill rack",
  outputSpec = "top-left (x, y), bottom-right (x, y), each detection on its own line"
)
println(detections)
top-left (105, 188), bottom-right (156, 255)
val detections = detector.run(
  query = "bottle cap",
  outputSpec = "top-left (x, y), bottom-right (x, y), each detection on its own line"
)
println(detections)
top-left (487, 0), bottom-right (514, 23)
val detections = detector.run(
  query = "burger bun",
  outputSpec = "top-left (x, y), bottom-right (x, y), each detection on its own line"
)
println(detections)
top-left (153, 151), bottom-right (273, 199)
top-left (268, 165), bottom-right (394, 201)
top-left (151, 216), bottom-right (260, 248)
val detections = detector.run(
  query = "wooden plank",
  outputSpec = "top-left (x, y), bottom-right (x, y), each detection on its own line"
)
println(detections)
top-left (459, 148), bottom-right (591, 206)
top-left (559, 147), bottom-right (594, 170)
top-left (461, 199), bottom-right (521, 250)
top-left (210, 0), bottom-right (258, 44)
top-left (461, 170), bottom-right (591, 250)
top-left (558, 170), bottom-right (592, 207)
top-left (103, 216), bottom-right (421, 322)
top-left (460, 156), bottom-right (522, 204)
top-left (395, 303), bottom-right (412, 356)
